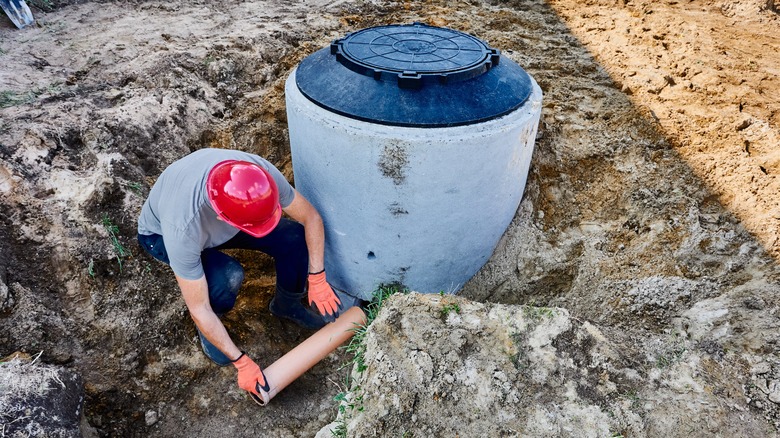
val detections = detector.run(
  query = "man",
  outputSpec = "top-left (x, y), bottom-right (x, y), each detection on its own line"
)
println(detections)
top-left (137, 148), bottom-right (342, 402)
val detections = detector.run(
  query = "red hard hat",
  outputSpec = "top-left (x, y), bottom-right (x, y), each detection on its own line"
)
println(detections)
top-left (206, 160), bottom-right (282, 238)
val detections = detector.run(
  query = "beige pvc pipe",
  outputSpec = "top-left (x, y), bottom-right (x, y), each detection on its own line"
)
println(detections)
top-left (251, 305), bottom-right (367, 406)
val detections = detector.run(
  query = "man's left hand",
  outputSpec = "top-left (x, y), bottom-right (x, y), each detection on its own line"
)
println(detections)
top-left (307, 271), bottom-right (341, 318)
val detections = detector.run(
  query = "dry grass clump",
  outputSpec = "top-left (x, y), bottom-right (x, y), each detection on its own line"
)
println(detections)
top-left (0, 352), bottom-right (65, 433)
top-left (0, 352), bottom-right (64, 396)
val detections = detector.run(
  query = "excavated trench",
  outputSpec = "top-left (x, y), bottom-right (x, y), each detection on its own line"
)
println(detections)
top-left (1, 0), bottom-right (779, 436)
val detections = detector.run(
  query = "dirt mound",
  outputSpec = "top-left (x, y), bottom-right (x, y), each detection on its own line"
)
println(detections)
top-left (325, 293), bottom-right (773, 437)
top-left (0, 0), bottom-right (778, 436)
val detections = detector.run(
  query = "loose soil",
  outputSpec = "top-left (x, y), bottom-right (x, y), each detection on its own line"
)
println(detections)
top-left (0, 0), bottom-right (778, 436)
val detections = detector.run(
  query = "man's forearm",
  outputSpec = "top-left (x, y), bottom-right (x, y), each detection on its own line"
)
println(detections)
top-left (302, 213), bottom-right (325, 273)
top-left (283, 191), bottom-right (327, 273)
top-left (176, 274), bottom-right (242, 361)
top-left (191, 308), bottom-right (242, 361)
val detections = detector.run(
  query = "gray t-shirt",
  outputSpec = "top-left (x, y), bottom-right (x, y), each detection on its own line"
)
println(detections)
top-left (138, 148), bottom-right (295, 280)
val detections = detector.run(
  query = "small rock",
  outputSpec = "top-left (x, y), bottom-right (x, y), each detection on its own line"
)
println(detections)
top-left (743, 297), bottom-right (766, 310)
top-left (768, 381), bottom-right (780, 404)
top-left (105, 89), bottom-right (125, 101)
top-left (0, 278), bottom-right (12, 312)
top-left (699, 340), bottom-right (725, 360)
top-left (145, 410), bottom-right (158, 426)
top-left (0, 278), bottom-right (9, 311)
top-left (756, 379), bottom-right (770, 394)
top-left (751, 361), bottom-right (772, 375)
top-left (736, 119), bottom-right (752, 131)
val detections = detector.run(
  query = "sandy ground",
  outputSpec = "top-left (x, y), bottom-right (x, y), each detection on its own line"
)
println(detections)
top-left (0, 0), bottom-right (778, 436)
top-left (548, 0), bottom-right (780, 258)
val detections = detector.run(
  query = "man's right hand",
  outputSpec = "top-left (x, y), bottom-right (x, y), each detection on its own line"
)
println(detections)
top-left (307, 271), bottom-right (341, 318)
top-left (232, 353), bottom-right (270, 403)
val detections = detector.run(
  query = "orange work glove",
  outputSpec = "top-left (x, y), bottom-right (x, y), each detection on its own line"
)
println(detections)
top-left (232, 352), bottom-right (270, 405)
top-left (307, 270), bottom-right (341, 318)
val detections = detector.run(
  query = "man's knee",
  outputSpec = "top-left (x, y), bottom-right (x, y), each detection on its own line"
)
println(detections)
top-left (224, 259), bottom-right (245, 294)
top-left (205, 253), bottom-right (245, 314)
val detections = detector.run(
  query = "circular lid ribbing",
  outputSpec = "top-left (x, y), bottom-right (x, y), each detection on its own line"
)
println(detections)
top-left (295, 23), bottom-right (533, 128)
top-left (332, 24), bottom-right (500, 88)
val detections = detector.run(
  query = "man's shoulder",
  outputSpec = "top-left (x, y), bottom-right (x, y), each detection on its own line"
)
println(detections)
top-left (170, 148), bottom-right (277, 170)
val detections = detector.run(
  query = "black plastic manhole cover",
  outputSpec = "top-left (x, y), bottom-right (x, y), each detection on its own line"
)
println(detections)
top-left (331, 23), bottom-right (500, 89)
top-left (295, 22), bottom-right (533, 127)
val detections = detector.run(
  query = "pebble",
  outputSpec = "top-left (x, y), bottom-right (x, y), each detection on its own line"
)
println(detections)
top-left (751, 361), bottom-right (771, 375)
top-left (0, 278), bottom-right (12, 312)
top-left (756, 378), bottom-right (770, 394)
top-left (769, 380), bottom-right (780, 404)
top-left (145, 410), bottom-right (158, 426)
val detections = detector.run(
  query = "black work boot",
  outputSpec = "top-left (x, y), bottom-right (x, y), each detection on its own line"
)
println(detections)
top-left (268, 285), bottom-right (328, 330)
top-left (197, 328), bottom-right (233, 367)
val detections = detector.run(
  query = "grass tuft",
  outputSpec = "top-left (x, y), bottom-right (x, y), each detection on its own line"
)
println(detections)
top-left (655, 331), bottom-right (688, 369)
top-left (523, 305), bottom-right (555, 321)
top-left (123, 181), bottom-right (144, 196)
top-left (331, 284), bottom-right (407, 437)
top-left (101, 214), bottom-right (129, 272)
top-left (0, 84), bottom-right (61, 109)
top-left (341, 284), bottom-right (403, 374)
top-left (440, 302), bottom-right (461, 318)
top-left (0, 91), bottom-right (35, 108)
top-left (656, 345), bottom-right (687, 368)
